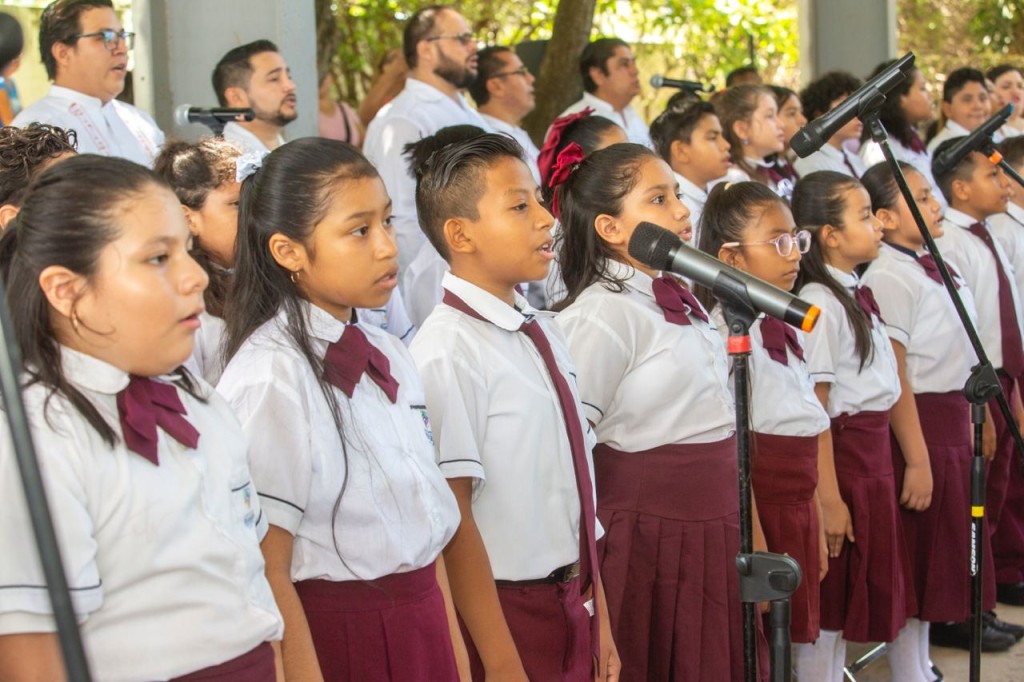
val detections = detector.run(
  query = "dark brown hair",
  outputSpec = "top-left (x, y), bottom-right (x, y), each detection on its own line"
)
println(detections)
top-left (39, 0), bottom-right (113, 80)
top-left (792, 170), bottom-right (875, 368)
top-left (0, 123), bottom-right (77, 207)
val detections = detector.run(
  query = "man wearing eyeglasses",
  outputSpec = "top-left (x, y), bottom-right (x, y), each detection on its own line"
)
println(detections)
top-left (557, 37), bottom-right (651, 149)
top-left (468, 46), bottom-right (541, 186)
top-left (12, 0), bottom-right (163, 167)
top-left (363, 4), bottom-right (491, 279)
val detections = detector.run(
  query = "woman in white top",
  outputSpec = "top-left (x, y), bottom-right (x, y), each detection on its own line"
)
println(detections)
top-left (217, 138), bottom-right (466, 682)
top-left (988, 65), bottom-right (1024, 139)
top-left (0, 155), bottom-right (283, 681)
top-left (792, 171), bottom-right (921, 680)
top-left (554, 143), bottom-right (764, 681)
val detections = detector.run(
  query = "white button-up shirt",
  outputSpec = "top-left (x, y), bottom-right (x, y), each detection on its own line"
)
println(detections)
top-left (557, 91), bottom-right (651, 148)
top-left (800, 265), bottom-right (902, 416)
top-left (218, 302), bottom-right (460, 582)
top-left (13, 84), bottom-right (164, 167)
top-left (934, 207), bottom-right (1024, 372)
top-left (479, 112), bottom-right (541, 185)
top-left (793, 142), bottom-right (867, 178)
top-left (556, 260), bottom-right (735, 448)
top-left (411, 272), bottom-right (597, 580)
top-left (0, 348), bottom-right (282, 681)
top-left (222, 121), bottom-right (285, 155)
top-left (862, 243), bottom-right (978, 393)
top-left (675, 171), bottom-right (708, 246)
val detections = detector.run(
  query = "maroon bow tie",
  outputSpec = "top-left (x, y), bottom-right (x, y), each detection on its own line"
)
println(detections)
top-left (652, 275), bottom-right (708, 325)
top-left (117, 376), bottom-right (200, 465)
top-left (917, 253), bottom-right (960, 289)
top-left (854, 284), bottom-right (883, 327)
top-left (323, 324), bottom-right (400, 403)
top-left (760, 316), bottom-right (804, 365)
top-left (907, 128), bottom-right (927, 154)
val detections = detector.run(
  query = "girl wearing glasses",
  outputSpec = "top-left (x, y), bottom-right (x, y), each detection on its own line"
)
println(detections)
top-left (695, 181), bottom-right (830, 677)
top-left (791, 171), bottom-right (923, 681)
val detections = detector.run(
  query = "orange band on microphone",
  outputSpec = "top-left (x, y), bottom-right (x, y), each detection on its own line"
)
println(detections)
top-left (990, 150), bottom-right (1004, 165)
top-left (800, 305), bottom-right (822, 333)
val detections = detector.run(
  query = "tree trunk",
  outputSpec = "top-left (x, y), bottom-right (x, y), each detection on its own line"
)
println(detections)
top-left (521, 0), bottom-right (596, 145)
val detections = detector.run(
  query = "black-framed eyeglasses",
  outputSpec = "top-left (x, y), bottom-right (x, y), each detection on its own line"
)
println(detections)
top-left (426, 32), bottom-right (476, 46)
top-left (490, 66), bottom-right (530, 80)
top-left (70, 29), bottom-right (135, 51)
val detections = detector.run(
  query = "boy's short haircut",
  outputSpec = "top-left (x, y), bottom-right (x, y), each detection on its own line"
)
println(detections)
top-left (932, 136), bottom-right (981, 203)
top-left (648, 101), bottom-right (717, 164)
top-left (415, 133), bottom-right (525, 261)
top-left (942, 67), bottom-right (986, 103)
top-left (999, 135), bottom-right (1024, 170)
top-left (0, 123), bottom-right (77, 206)
top-left (799, 71), bottom-right (863, 119)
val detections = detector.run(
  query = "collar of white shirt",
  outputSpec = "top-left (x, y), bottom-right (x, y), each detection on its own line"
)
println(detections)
top-left (944, 206), bottom-right (984, 230)
top-left (674, 171), bottom-right (707, 204)
top-left (291, 299), bottom-right (349, 343)
top-left (580, 91), bottom-right (626, 116)
top-left (944, 120), bottom-right (970, 137)
top-left (602, 257), bottom-right (659, 299)
top-left (59, 346), bottom-right (132, 395)
top-left (441, 271), bottom-right (533, 331)
top-left (48, 84), bottom-right (106, 111)
top-left (404, 77), bottom-right (476, 114)
top-left (824, 262), bottom-right (859, 291)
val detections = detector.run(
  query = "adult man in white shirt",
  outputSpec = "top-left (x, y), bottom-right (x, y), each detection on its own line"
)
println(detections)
top-left (556, 38), bottom-right (651, 148)
top-left (364, 4), bottom-right (490, 273)
top-left (468, 46), bottom-right (541, 184)
top-left (13, 0), bottom-right (163, 167)
top-left (212, 40), bottom-right (296, 154)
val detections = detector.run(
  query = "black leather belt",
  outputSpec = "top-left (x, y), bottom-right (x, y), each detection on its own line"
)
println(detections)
top-left (495, 561), bottom-right (581, 586)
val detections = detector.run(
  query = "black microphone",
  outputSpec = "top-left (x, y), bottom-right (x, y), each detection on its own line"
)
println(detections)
top-left (931, 103), bottom-right (1014, 177)
top-left (628, 222), bottom-right (821, 332)
top-left (174, 105), bottom-right (255, 127)
top-left (790, 52), bottom-right (916, 159)
top-left (650, 74), bottom-right (707, 92)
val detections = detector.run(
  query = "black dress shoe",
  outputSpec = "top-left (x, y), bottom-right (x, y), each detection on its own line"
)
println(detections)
top-left (929, 620), bottom-right (1016, 652)
top-left (996, 581), bottom-right (1024, 606)
top-left (985, 610), bottom-right (1024, 641)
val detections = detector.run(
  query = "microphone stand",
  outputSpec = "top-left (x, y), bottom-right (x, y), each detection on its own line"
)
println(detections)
top-left (0, 279), bottom-right (92, 680)
top-left (987, 143), bottom-right (1024, 199)
top-left (862, 103), bottom-right (1024, 682)
top-left (714, 272), bottom-right (802, 682)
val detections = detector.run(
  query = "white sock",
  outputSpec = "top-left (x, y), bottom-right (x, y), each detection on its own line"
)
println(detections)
top-left (833, 635), bottom-right (848, 682)
top-left (918, 620), bottom-right (938, 682)
top-left (795, 630), bottom-right (843, 681)
top-left (889, 620), bottom-right (929, 682)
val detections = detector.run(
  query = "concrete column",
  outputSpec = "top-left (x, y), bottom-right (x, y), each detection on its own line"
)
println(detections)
top-left (798, 0), bottom-right (898, 85)
top-left (132, 0), bottom-right (317, 140)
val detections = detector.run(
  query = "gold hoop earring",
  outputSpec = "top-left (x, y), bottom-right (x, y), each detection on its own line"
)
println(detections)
top-left (289, 270), bottom-right (299, 284)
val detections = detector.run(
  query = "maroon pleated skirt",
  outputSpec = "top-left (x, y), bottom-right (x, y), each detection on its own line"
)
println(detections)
top-left (992, 375), bottom-right (1024, 584)
top-left (751, 431), bottom-right (821, 643)
top-left (170, 642), bottom-right (275, 682)
top-left (461, 576), bottom-right (592, 681)
top-left (594, 437), bottom-right (765, 682)
top-left (294, 563), bottom-right (458, 682)
top-left (819, 410), bottom-right (916, 643)
top-left (892, 391), bottom-right (997, 621)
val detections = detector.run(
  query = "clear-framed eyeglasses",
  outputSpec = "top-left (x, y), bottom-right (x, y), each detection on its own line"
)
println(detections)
top-left (721, 229), bottom-right (812, 257)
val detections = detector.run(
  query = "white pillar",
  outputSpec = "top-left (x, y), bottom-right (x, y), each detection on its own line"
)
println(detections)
top-left (798, 0), bottom-right (898, 86)
top-left (131, 0), bottom-right (317, 140)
